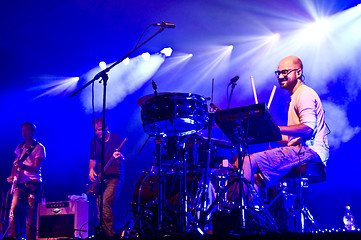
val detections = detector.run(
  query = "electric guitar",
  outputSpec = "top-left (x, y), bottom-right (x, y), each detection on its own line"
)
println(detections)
top-left (86, 137), bottom-right (128, 195)
top-left (9, 150), bottom-right (23, 195)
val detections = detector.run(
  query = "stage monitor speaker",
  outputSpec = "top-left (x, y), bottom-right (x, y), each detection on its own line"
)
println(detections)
top-left (37, 201), bottom-right (88, 240)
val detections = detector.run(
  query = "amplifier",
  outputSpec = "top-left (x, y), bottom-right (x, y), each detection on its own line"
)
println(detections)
top-left (37, 201), bottom-right (89, 240)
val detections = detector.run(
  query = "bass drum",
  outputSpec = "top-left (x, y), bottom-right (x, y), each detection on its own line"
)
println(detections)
top-left (132, 171), bottom-right (203, 235)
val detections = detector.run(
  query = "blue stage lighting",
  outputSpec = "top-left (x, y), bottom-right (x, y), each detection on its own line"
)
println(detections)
top-left (142, 52), bottom-right (151, 61)
top-left (99, 61), bottom-right (107, 70)
top-left (160, 47), bottom-right (173, 57)
top-left (305, 18), bottom-right (330, 40)
top-left (122, 57), bottom-right (130, 65)
top-left (271, 33), bottom-right (280, 41)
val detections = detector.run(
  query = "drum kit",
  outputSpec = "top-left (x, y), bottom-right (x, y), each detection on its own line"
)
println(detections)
top-left (125, 87), bottom-right (282, 237)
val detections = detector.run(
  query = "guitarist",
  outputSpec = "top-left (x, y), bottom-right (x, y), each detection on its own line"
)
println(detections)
top-left (89, 117), bottom-right (125, 237)
top-left (7, 122), bottom-right (46, 240)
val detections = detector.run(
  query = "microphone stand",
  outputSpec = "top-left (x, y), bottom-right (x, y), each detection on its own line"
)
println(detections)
top-left (227, 81), bottom-right (237, 109)
top-left (70, 26), bottom-right (165, 236)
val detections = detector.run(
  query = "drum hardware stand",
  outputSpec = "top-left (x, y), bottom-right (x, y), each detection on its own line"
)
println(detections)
top-left (268, 180), bottom-right (320, 233)
top-left (174, 144), bottom-right (205, 235)
top-left (197, 78), bottom-right (216, 227)
top-left (154, 136), bottom-right (166, 232)
top-left (197, 112), bottom-right (215, 229)
top-left (121, 199), bottom-right (159, 237)
top-left (212, 106), bottom-right (281, 233)
top-left (151, 137), bottom-right (204, 235)
top-left (232, 117), bottom-right (279, 232)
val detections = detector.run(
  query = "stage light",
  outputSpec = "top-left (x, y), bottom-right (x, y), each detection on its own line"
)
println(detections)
top-left (357, 4), bottom-right (361, 13)
top-left (305, 18), bottom-right (330, 40)
top-left (271, 33), bottom-right (280, 41)
top-left (142, 52), bottom-right (150, 61)
top-left (188, 53), bottom-right (193, 57)
top-left (228, 45), bottom-right (234, 50)
top-left (160, 47), bottom-right (173, 57)
top-left (80, 53), bottom-right (165, 112)
top-left (99, 61), bottom-right (107, 70)
top-left (30, 76), bottom-right (80, 99)
top-left (122, 57), bottom-right (130, 65)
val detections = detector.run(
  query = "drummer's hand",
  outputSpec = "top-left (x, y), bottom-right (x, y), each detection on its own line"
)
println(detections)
top-left (89, 169), bottom-right (97, 182)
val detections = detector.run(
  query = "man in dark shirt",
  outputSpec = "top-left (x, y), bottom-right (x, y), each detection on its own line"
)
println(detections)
top-left (89, 117), bottom-right (124, 237)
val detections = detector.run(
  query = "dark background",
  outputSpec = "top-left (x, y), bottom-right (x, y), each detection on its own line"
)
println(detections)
top-left (1, 0), bottom-right (361, 232)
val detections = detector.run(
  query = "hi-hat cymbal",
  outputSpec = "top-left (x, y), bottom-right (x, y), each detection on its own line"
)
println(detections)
top-left (196, 134), bottom-right (234, 149)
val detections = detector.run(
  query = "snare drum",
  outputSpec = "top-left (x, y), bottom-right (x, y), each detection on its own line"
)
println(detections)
top-left (139, 92), bottom-right (209, 136)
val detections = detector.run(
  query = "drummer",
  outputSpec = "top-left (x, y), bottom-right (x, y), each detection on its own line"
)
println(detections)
top-left (234, 56), bottom-right (329, 197)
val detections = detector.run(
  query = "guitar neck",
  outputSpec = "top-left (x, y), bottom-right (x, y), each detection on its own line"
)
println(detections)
top-left (10, 149), bottom-right (23, 177)
top-left (102, 137), bottom-right (128, 174)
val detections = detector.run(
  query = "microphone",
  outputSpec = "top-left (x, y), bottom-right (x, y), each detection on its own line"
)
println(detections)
top-left (152, 80), bottom-right (158, 96)
top-left (152, 21), bottom-right (175, 28)
top-left (229, 76), bottom-right (239, 85)
top-left (152, 80), bottom-right (157, 91)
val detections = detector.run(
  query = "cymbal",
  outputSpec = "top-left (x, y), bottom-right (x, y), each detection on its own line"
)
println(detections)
top-left (209, 168), bottom-right (234, 178)
top-left (209, 138), bottom-right (234, 149)
top-left (137, 92), bottom-right (198, 106)
top-left (196, 134), bottom-right (234, 149)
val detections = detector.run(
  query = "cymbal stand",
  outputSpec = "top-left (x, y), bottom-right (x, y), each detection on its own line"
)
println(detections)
top-left (235, 120), bottom-right (247, 230)
top-left (197, 112), bottom-right (215, 228)
top-left (154, 136), bottom-right (165, 232)
top-left (233, 117), bottom-right (279, 232)
top-left (177, 143), bottom-right (205, 235)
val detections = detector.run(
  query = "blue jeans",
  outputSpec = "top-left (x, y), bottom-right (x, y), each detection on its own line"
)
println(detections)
top-left (96, 178), bottom-right (123, 237)
top-left (8, 181), bottom-right (41, 240)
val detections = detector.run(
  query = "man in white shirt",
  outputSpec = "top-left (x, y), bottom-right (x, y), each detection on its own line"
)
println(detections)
top-left (236, 56), bottom-right (329, 190)
top-left (7, 122), bottom-right (46, 240)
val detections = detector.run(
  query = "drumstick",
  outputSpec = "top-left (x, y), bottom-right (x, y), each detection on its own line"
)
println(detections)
top-left (251, 76), bottom-right (258, 104)
top-left (267, 85), bottom-right (277, 109)
top-left (211, 78), bottom-right (214, 104)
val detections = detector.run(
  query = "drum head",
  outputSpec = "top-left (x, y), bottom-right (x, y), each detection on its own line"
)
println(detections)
top-left (140, 92), bottom-right (209, 136)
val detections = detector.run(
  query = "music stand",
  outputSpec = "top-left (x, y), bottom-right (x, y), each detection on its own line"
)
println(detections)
top-left (215, 103), bottom-right (281, 231)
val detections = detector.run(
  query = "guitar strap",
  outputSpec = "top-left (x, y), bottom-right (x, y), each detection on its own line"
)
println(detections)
top-left (17, 141), bottom-right (39, 162)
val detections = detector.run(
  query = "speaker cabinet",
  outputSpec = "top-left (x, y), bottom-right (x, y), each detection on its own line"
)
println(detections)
top-left (37, 201), bottom-right (88, 240)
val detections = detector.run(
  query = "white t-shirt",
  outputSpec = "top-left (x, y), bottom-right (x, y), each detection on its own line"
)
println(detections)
top-left (14, 142), bottom-right (46, 183)
top-left (287, 84), bottom-right (329, 165)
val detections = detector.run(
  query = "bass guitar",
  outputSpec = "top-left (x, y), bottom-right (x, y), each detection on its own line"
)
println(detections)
top-left (86, 137), bottom-right (128, 195)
